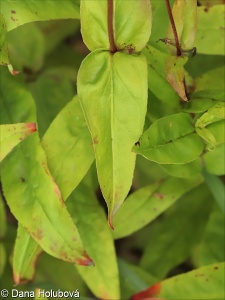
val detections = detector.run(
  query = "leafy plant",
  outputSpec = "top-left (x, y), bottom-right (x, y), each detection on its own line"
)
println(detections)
top-left (0, 0), bottom-right (224, 299)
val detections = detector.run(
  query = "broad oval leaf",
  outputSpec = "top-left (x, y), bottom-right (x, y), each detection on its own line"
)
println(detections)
top-left (204, 143), bottom-right (225, 175)
top-left (161, 158), bottom-right (202, 178)
top-left (1, 0), bottom-right (80, 32)
top-left (133, 113), bottom-right (205, 164)
top-left (113, 176), bottom-right (203, 239)
top-left (77, 50), bottom-right (148, 226)
top-left (80, 0), bottom-right (151, 51)
top-left (0, 123), bottom-right (36, 162)
top-left (131, 263), bottom-right (225, 300)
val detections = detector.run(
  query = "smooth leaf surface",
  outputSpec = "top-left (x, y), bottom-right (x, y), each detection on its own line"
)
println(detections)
top-left (1, 0), bottom-right (80, 32)
top-left (77, 50), bottom-right (148, 226)
top-left (0, 194), bottom-right (7, 238)
top-left (0, 123), bottom-right (36, 162)
top-left (13, 224), bottom-right (42, 284)
top-left (194, 67), bottom-right (225, 93)
top-left (113, 176), bottom-right (203, 239)
top-left (168, 0), bottom-right (197, 51)
top-left (81, 0), bottom-right (151, 51)
top-left (182, 98), bottom-right (213, 113)
top-left (0, 243), bottom-right (6, 278)
top-left (161, 158), bottom-right (202, 178)
top-left (42, 96), bottom-right (95, 200)
top-left (140, 184), bottom-right (212, 279)
top-left (143, 46), bottom-right (180, 107)
top-left (196, 102), bottom-right (225, 128)
top-left (197, 205), bottom-right (225, 266)
top-left (67, 181), bottom-right (120, 300)
top-left (133, 113), bottom-right (204, 164)
top-left (0, 68), bottom-right (92, 265)
top-left (0, 13), bottom-right (10, 66)
top-left (165, 56), bottom-right (188, 101)
top-left (131, 263), bottom-right (225, 300)
top-left (202, 170), bottom-right (225, 213)
top-left (204, 143), bottom-right (225, 175)
top-left (195, 5), bottom-right (225, 55)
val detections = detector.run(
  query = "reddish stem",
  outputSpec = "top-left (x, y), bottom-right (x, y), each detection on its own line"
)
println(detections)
top-left (164, 0), bottom-right (182, 56)
top-left (107, 0), bottom-right (117, 53)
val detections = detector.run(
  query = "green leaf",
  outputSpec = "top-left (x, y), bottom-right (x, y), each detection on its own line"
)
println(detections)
top-left (67, 181), bottom-right (120, 300)
top-left (196, 102), bottom-right (225, 128)
top-left (42, 96), bottom-right (95, 200)
top-left (168, 0), bottom-right (197, 51)
top-left (1, 0), bottom-right (80, 32)
top-left (7, 23), bottom-right (45, 72)
top-left (160, 158), bottom-right (202, 178)
top-left (194, 67), bottom-right (225, 93)
top-left (80, 0), bottom-right (151, 51)
top-left (197, 205), bottom-right (225, 266)
top-left (140, 184), bottom-right (212, 279)
top-left (204, 143), bottom-right (225, 175)
top-left (0, 193), bottom-right (7, 238)
top-left (182, 98), bottom-right (213, 113)
top-left (118, 258), bottom-right (156, 300)
top-left (0, 68), bottom-right (92, 265)
top-left (13, 224), bottom-right (42, 284)
top-left (195, 5), bottom-right (225, 55)
top-left (131, 263), bottom-right (225, 300)
top-left (0, 243), bottom-right (6, 278)
top-left (0, 123), bottom-right (36, 162)
top-left (202, 170), bottom-right (225, 213)
top-left (143, 46), bottom-right (180, 107)
top-left (113, 176), bottom-right (203, 239)
top-left (165, 56), bottom-right (188, 101)
top-left (77, 50), bottom-right (148, 226)
top-left (133, 113), bottom-right (204, 164)
top-left (0, 13), bottom-right (10, 66)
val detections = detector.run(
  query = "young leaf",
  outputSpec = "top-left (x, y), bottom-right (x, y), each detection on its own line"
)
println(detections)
top-left (1, 0), bottom-right (80, 32)
top-left (140, 184), bottom-right (212, 279)
top-left (0, 123), bottom-right (36, 162)
top-left (131, 263), bottom-right (225, 300)
top-left (168, 0), bottom-right (198, 52)
top-left (80, 0), bottom-right (151, 51)
top-left (77, 50), bottom-right (148, 227)
top-left (13, 224), bottom-right (42, 285)
top-left (165, 55), bottom-right (188, 101)
top-left (133, 113), bottom-right (204, 164)
top-left (67, 181), bottom-right (120, 300)
top-left (113, 176), bottom-right (203, 239)
top-left (42, 96), bottom-right (95, 200)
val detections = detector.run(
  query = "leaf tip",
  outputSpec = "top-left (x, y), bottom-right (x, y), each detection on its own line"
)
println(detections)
top-left (108, 215), bottom-right (114, 230)
top-left (76, 252), bottom-right (94, 266)
top-left (7, 64), bottom-right (20, 76)
top-left (131, 282), bottom-right (161, 300)
top-left (13, 273), bottom-right (20, 286)
top-left (27, 123), bottom-right (37, 133)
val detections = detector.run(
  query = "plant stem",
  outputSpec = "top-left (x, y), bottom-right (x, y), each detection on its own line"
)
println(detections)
top-left (107, 0), bottom-right (117, 53)
top-left (164, 0), bottom-right (182, 56)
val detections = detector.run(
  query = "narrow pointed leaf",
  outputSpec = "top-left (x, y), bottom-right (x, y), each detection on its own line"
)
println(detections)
top-left (140, 184), bottom-right (212, 279)
top-left (42, 96), bottom-right (95, 200)
top-left (0, 123), bottom-right (36, 162)
top-left (67, 181), bottom-right (120, 300)
top-left (81, 0), bottom-right (151, 51)
top-left (165, 56), bottom-right (188, 101)
top-left (113, 176), bottom-right (203, 239)
top-left (77, 50), bottom-right (148, 225)
top-left (13, 224), bottom-right (42, 285)
top-left (131, 263), bottom-right (225, 300)
top-left (1, 0), bottom-right (80, 32)
top-left (168, 0), bottom-right (197, 51)
top-left (133, 113), bottom-right (204, 164)
top-left (0, 68), bottom-right (92, 265)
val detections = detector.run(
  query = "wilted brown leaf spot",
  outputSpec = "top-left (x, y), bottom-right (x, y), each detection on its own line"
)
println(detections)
top-left (11, 10), bottom-right (16, 14)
